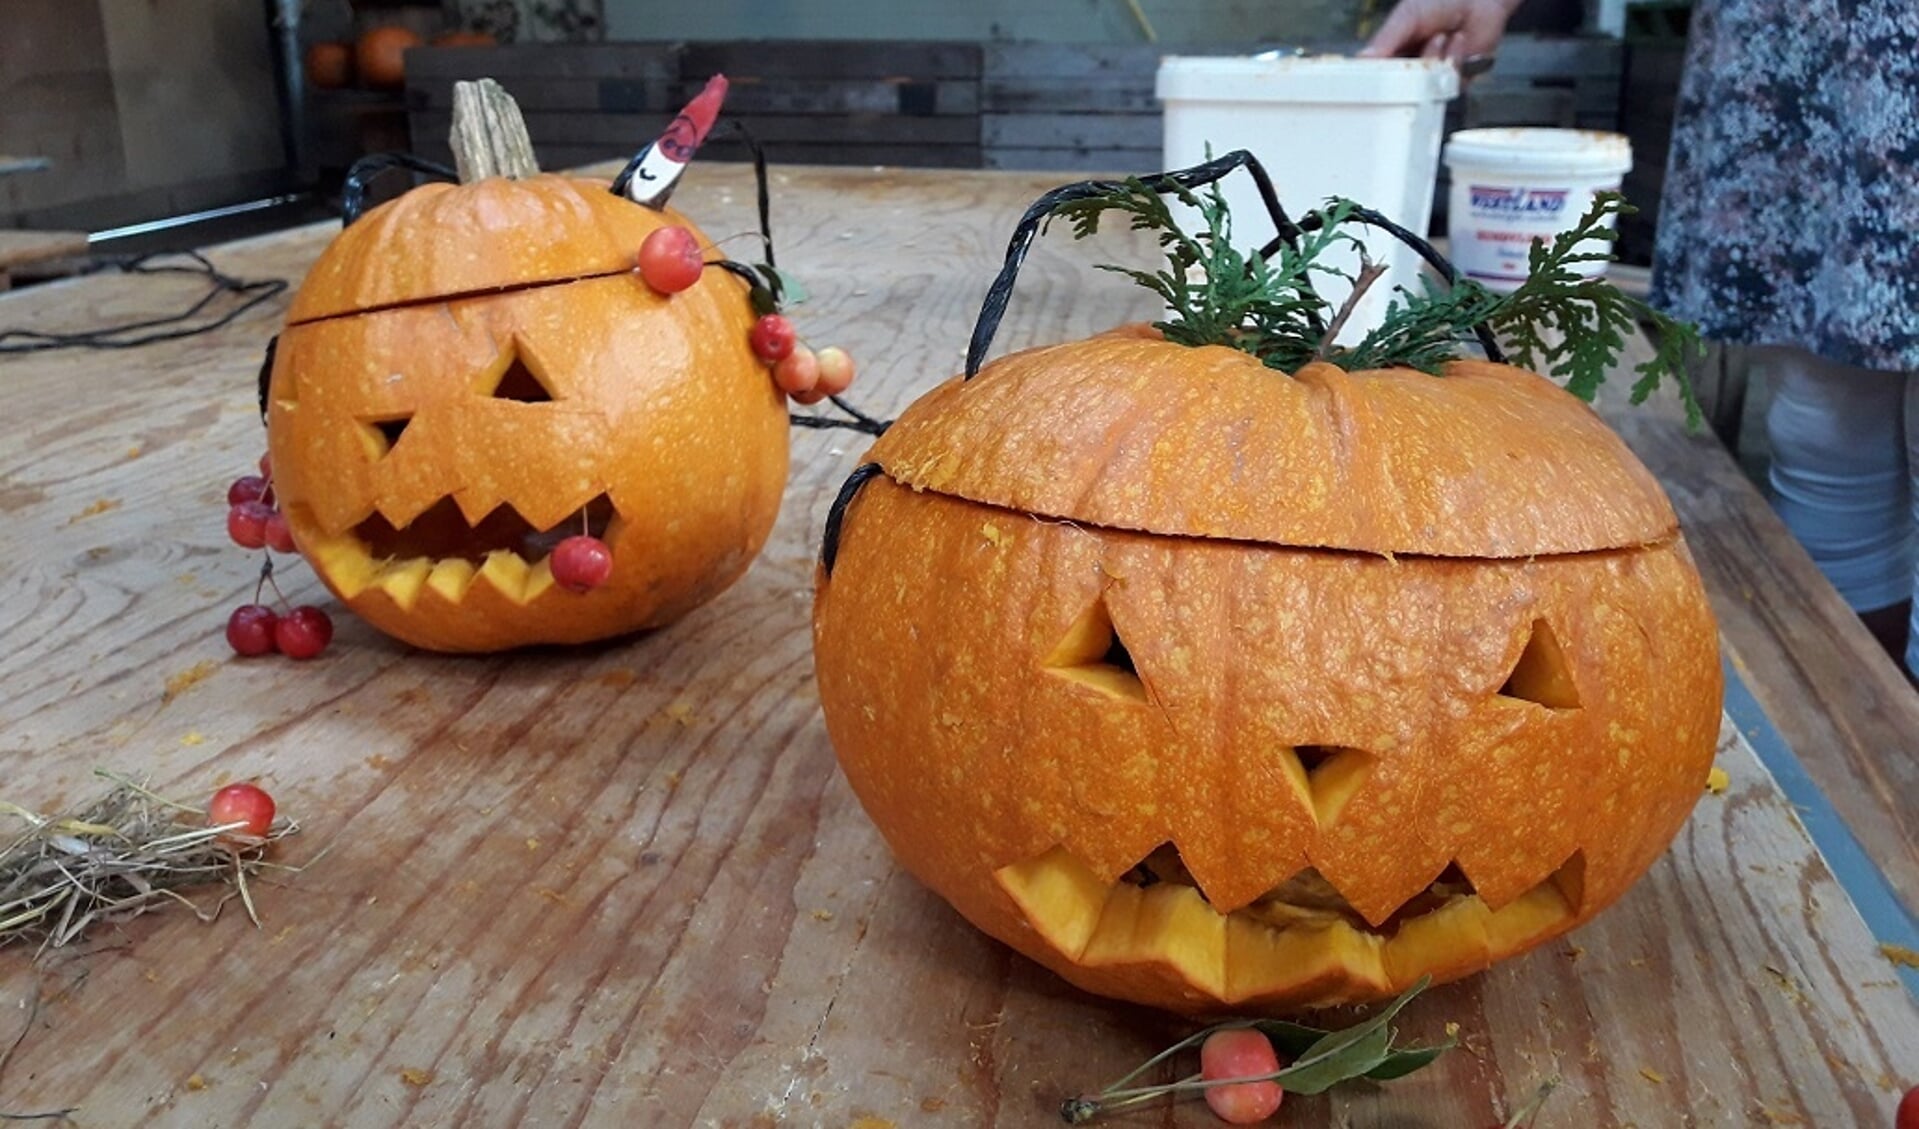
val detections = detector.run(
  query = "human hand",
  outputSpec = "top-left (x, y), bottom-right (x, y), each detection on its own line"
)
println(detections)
top-left (1356, 0), bottom-right (1522, 61)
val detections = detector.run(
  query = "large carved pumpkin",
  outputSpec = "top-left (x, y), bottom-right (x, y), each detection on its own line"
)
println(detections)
top-left (812, 328), bottom-right (1722, 1013)
top-left (266, 88), bottom-right (786, 653)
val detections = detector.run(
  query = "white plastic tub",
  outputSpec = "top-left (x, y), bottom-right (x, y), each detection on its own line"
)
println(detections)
top-left (1442, 128), bottom-right (1633, 291)
top-left (1157, 55), bottom-right (1459, 340)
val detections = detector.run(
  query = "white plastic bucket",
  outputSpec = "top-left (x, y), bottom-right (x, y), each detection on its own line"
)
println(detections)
top-left (1157, 55), bottom-right (1459, 340)
top-left (1442, 128), bottom-right (1633, 292)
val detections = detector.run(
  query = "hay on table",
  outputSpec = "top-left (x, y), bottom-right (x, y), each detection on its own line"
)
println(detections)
top-left (0, 773), bottom-right (297, 954)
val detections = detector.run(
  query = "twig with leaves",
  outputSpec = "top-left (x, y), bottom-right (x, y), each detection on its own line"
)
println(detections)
top-left (1060, 979), bottom-right (1453, 1123)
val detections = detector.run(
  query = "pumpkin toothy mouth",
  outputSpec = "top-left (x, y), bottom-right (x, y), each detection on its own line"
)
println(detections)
top-left (295, 493), bottom-right (619, 608)
top-left (996, 844), bottom-right (1585, 1006)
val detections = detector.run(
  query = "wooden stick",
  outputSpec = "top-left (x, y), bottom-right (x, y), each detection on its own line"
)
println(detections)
top-left (449, 78), bottom-right (540, 184)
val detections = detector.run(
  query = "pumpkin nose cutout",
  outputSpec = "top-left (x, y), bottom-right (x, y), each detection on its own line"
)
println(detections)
top-left (1044, 597), bottom-right (1147, 702)
top-left (490, 356), bottom-right (554, 403)
top-left (1497, 619), bottom-right (1582, 710)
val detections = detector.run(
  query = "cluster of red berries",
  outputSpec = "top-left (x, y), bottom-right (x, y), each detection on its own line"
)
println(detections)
top-left (634, 225), bottom-right (857, 405)
top-left (748, 313), bottom-right (855, 404)
top-left (224, 454), bottom-right (333, 660)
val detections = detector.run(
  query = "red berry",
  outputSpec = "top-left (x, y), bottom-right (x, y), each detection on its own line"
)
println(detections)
top-left (275, 606), bottom-right (333, 660)
top-left (1199, 1029), bottom-right (1284, 1125)
top-left (773, 345), bottom-right (820, 397)
top-left (228, 500), bottom-right (273, 549)
top-left (228, 474), bottom-right (272, 506)
top-left (815, 346), bottom-right (856, 396)
top-left (749, 314), bottom-right (797, 363)
top-left (551, 535), bottom-right (613, 593)
top-left (789, 387), bottom-right (828, 406)
top-left (637, 225), bottom-right (704, 294)
top-left (264, 510), bottom-right (296, 554)
top-left (226, 604), bottom-right (279, 656)
top-left (1897, 1085), bottom-right (1918, 1129)
top-left (208, 782), bottom-right (276, 840)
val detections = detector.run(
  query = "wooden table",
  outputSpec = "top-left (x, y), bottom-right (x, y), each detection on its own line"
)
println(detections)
top-left (0, 164), bottom-right (1913, 1127)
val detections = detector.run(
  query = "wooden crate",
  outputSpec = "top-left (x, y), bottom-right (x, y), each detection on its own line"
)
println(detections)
top-left (679, 41), bottom-right (983, 169)
top-left (981, 43), bottom-right (1160, 173)
top-left (407, 44), bottom-right (680, 170)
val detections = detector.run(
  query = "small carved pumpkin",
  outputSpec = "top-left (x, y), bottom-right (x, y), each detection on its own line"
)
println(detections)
top-left (266, 83), bottom-right (786, 653)
top-left (811, 161), bottom-right (1721, 1014)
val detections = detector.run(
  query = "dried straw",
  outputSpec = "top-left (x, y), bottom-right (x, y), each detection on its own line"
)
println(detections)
top-left (0, 771), bottom-right (298, 954)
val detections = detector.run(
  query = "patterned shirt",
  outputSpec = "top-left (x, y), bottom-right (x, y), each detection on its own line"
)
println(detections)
top-left (1649, 0), bottom-right (1919, 372)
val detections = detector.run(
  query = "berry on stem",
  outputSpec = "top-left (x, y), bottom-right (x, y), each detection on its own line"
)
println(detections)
top-left (208, 782), bottom-right (276, 840)
top-left (774, 344), bottom-right (820, 397)
top-left (1199, 1029), bottom-right (1284, 1125)
top-left (226, 604), bottom-right (279, 656)
top-left (264, 510), bottom-right (296, 554)
top-left (275, 606), bottom-right (333, 659)
top-left (1897, 1084), bottom-right (1917, 1129)
top-left (638, 226), bottom-right (705, 294)
top-left (551, 535), bottom-right (613, 592)
top-left (228, 500), bottom-right (274, 549)
top-left (228, 474), bottom-right (272, 506)
top-left (750, 313), bottom-right (797, 363)
top-left (815, 346), bottom-right (856, 396)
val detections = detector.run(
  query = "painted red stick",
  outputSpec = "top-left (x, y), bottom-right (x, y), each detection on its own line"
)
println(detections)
top-left (613, 74), bottom-right (729, 207)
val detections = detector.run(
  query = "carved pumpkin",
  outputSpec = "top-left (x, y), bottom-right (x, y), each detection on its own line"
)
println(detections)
top-left (265, 85), bottom-right (786, 653)
top-left (812, 331), bottom-right (1722, 1013)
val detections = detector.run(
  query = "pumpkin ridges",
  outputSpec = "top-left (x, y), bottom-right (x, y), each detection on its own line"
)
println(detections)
top-left (871, 339), bottom-right (1677, 559)
top-left (815, 477), bottom-right (1720, 1010)
top-left (288, 178), bottom-right (698, 324)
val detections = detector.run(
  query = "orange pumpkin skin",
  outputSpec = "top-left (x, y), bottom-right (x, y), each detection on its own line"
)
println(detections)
top-left (355, 26), bottom-right (420, 89)
top-left (304, 42), bottom-right (353, 90)
top-left (268, 175), bottom-right (787, 653)
top-left (812, 336), bottom-right (1722, 1014)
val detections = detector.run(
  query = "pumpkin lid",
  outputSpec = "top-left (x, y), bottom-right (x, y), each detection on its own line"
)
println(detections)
top-left (287, 175), bottom-right (665, 324)
top-left (866, 332), bottom-right (1678, 558)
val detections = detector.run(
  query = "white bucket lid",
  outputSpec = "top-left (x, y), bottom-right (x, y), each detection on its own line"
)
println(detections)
top-left (1443, 128), bottom-right (1633, 177)
top-left (1156, 54), bottom-right (1460, 105)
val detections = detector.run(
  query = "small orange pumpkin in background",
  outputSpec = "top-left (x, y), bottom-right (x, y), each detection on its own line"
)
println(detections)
top-left (811, 159), bottom-right (1722, 1014)
top-left (355, 25), bottom-right (421, 89)
top-left (265, 81), bottom-right (786, 653)
top-left (303, 42), bottom-right (353, 90)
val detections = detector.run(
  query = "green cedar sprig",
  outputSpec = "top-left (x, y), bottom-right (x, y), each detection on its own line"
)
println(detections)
top-left (1052, 181), bottom-right (1704, 427)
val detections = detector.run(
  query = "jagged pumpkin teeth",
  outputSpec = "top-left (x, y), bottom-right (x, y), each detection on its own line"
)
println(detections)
top-left (261, 79), bottom-right (786, 653)
top-left (811, 154), bottom-right (1721, 1016)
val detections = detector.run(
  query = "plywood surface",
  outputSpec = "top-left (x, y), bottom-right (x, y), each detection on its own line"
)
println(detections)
top-left (0, 163), bottom-right (1912, 1127)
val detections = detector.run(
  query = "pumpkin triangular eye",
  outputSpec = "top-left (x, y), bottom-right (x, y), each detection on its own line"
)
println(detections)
top-left (1498, 618), bottom-right (1581, 709)
top-left (475, 335), bottom-right (557, 403)
top-left (1044, 596), bottom-right (1146, 702)
top-left (357, 414), bottom-right (413, 459)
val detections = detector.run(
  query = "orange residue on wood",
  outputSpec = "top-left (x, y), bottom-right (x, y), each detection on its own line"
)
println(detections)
top-left (400, 1068), bottom-right (434, 1087)
top-left (1706, 766), bottom-right (1730, 794)
top-left (849, 1118), bottom-right (895, 1129)
top-left (67, 497), bottom-right (119, 523)
top-left (185, 1073), bottom-right (208, 1091)
top-left (1879, 943), bottom-right (1919, 969)
top-left (162, 661), bottom-right (217, 703)
top-left (595, 668), bottom-right (637, 689)
top-left (1639, 1067), bottom-right (1665, 1084)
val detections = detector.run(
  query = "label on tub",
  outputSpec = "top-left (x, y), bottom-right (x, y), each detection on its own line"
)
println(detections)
top-left (1448, 179), bottom-right (1620, 292)
top-left (1468, 186), bottom-right (1570, 217)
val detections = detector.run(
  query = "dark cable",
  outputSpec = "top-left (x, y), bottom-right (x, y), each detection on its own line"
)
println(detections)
top-left (0, 252), bottom-right (286, 354)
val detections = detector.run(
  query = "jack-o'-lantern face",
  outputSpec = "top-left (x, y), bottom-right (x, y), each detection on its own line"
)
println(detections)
top-left (812, 336), bottom-right (1722, 1014)
top-left (267, 175), bottom-right (787, 653)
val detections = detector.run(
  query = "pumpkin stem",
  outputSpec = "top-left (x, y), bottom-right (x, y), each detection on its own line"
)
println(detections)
top-left (450, 78), bottom-right (541, 183)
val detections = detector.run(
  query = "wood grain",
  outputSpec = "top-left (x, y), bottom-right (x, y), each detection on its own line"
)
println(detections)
top-left (0, 164), bottom-right (1913, 1128)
